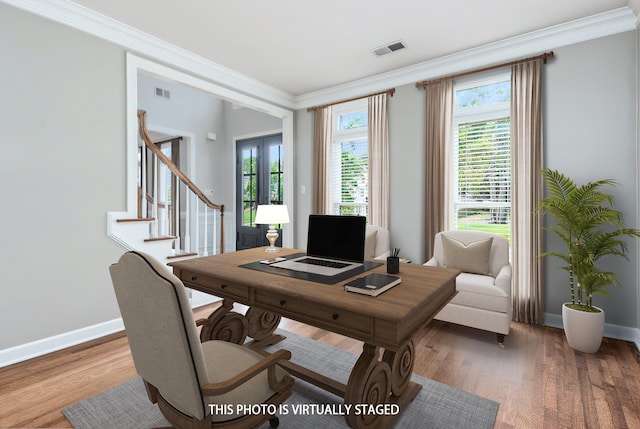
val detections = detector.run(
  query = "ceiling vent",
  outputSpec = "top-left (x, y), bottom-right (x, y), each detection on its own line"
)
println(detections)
top-left (372, 41), bottom-right (406, 57)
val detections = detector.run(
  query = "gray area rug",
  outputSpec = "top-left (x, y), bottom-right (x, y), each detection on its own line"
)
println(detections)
top-left (63, 330), bottom-right (498, 428)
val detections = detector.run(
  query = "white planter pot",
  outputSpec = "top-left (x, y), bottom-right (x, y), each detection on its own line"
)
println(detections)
top-left (562, 303), bottom-right (605, 353)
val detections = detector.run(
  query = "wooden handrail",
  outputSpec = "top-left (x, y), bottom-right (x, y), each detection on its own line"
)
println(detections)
top-left (138, 109), bottom-right (225, 252)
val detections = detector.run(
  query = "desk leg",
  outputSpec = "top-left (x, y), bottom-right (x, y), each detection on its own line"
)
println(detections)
top-left (344, 343), bottom-right (391, 428)
top-left (345, 340), bottom-right (420, 429)
top-left (199, 301), bottom-right (283, 347)
top-left (199, 299), bottom-right (248, 344)
top-left (383, 339), bottom-right (415, 396)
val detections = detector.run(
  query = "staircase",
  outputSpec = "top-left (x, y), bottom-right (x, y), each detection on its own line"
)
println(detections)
top-left (108, 110), bottom-right (225, 306)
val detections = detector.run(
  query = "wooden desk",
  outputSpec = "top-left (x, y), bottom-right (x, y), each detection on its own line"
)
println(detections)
top-left (170, 247), bottom-right (458, 428)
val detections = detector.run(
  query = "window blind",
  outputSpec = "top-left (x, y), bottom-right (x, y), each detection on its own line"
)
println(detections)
top-left (331, 139), bottom-right (368, 216)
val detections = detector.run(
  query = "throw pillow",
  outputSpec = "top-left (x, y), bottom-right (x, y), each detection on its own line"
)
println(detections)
top-left (441, 234), bottom-right (493, 275)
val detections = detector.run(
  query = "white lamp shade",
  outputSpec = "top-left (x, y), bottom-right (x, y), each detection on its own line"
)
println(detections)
top-left (255, 205), bottom-right (289, 225)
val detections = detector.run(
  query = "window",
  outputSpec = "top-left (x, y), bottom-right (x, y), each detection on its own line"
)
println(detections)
top-left (331, 100), bottom-right (368, 217)
top-left (453, 74), bottom-right (511, 240)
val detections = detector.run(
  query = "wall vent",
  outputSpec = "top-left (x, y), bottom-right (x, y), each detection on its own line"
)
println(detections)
top-left (154, 86), bottom-right (171, 99)
top-left (372, 41), bottom-right (406, 57)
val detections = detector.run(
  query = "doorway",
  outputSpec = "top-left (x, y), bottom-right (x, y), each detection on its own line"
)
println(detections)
top-left (236, 133), bottom-right (284, 250)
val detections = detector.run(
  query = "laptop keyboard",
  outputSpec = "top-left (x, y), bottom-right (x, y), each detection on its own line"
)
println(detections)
top-left (298, 257), bottom-right (351, 269)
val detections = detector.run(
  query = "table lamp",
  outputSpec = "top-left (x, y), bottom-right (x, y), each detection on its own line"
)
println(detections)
top-left (255, 204), bottom-right (289, 252)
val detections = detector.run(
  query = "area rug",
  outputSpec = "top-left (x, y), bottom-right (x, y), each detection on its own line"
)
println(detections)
top-left (63, 330), bottom-right (498, 428)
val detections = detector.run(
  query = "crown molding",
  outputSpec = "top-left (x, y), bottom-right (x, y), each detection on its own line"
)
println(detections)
top-left (1, 0), bottom-right (298, 109)
top-left (3, 1), bottom-right (636, 111)
top-left (295, 7), bottom-right (637, 109)
top-left (629, 0), bottom-right (640, 25)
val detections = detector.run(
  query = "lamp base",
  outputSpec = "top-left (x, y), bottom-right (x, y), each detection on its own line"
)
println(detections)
top-left (265, 226), bottom-right (279, 252)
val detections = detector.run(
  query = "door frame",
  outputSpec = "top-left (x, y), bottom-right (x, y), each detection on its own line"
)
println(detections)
top-left (232, 130), bottom-right (291, 249)
top-left (126, 53), bottom-right (294, 249)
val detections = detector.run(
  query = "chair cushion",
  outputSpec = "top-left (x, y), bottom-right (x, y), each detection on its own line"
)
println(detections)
top-left (201, 341), bottom-right (289, 422)
top-left (441, 235), bottom-right (493, 275)
top-left (448, 272), bottom-right (509, 313)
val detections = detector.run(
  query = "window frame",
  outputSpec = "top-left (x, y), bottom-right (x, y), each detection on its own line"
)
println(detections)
top-left (451, 71), bottom-right (512, 238)
top-left (331, 99), bottom-right (369, 217)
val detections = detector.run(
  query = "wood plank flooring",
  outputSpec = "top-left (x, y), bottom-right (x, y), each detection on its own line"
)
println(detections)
top-left (1, 302), bottom-right (639, 428)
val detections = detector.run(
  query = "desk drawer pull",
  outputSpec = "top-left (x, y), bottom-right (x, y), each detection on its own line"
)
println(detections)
top-left (332, 314), bottom-right (339, 320)
top-left (220, 284), bottom-right (227, 289)
top-left (279, 299), bottom-right (286, 306)
top-left (191, 276), bottom-right (197, 281)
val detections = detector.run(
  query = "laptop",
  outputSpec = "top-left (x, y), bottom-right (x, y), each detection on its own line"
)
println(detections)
top-left (270, 215), bottom-right (366, 276)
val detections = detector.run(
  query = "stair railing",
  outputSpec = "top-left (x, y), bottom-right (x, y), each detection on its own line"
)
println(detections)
top-left (138, 109), bottom-right (225, 255)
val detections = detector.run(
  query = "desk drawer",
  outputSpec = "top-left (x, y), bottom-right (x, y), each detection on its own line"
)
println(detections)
top-left (254, 291), bottom-right (373, 337)
top-left (182, 271), bottom-right (249, 301)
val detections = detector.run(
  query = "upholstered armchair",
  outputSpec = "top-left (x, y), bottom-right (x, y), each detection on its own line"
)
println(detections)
top-left (109, 251), bottom-right (294, 428)
top-left (365, 224), bottom-right (391, 260)
top-left (425, 230), bottom-right (512, 347)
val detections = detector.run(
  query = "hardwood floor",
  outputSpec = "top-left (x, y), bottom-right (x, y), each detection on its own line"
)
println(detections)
top-left (1, 302), bottom-right (639, 428)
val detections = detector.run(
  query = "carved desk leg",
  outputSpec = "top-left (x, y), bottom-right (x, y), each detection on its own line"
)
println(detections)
top-left (382, 339), bottom-right (415, 397)
top-left (344, 343), bottom-right (392, 429)
top-left (246, 307), bottom-right (284, 348)
top-left (199, 299), bottom-right (248, 344)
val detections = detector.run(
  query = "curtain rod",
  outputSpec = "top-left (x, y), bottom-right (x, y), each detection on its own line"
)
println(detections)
top-left (415, 51), bottom-right (554, 89)
top-left (307, 88), bottom-right (395, 112)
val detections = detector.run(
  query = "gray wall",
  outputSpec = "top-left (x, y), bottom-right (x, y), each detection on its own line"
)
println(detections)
top-left (138, 73), bottom-right (225, 199)
top-left (294, 31), bottom-right (639, 329)
top-left (0, 4), bottom-right (126, 348)
top-left (543, 31), bottom-right (637, 327)
top-left (1, 1), bottom-right (637, 353)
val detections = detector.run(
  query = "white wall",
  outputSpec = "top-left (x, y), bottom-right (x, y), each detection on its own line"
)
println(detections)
top-left (0, 4), bottom-right (127, 349)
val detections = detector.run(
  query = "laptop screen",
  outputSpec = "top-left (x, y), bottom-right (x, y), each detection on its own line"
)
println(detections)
top-left (306, 215), bottom-right (366, 262)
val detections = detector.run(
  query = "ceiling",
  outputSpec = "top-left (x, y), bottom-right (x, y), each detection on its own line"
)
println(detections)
top-left (70, 0), bottom-right (631, 96)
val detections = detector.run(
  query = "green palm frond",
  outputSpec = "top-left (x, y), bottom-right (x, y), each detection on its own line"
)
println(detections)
top-left (538, 169), bottom-right (640, 310)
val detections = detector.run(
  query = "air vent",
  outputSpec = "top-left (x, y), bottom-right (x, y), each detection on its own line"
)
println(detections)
top-left (154, 86), bottom-right (171, 100)
top-left (372, 41), bottom-right (406, 57)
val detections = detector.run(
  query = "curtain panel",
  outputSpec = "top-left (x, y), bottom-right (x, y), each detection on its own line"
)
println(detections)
top-left (424, 80), bottom-right (454, 259)
top-left (312, 106), bottom-right (332, 214)
top-left (368, 93), bottom-right (390, 229)
top-left (510, 60), bottom-right (544, 324)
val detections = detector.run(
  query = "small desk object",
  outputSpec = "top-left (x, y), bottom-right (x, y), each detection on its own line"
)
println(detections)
top-left (170, 247), bottom-right (459, 429)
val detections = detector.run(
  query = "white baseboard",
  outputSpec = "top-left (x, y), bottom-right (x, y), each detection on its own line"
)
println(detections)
top-left (0, 318), bottom-right (125, 368)
top-left (544, 312), bottom-right (640, 351)
top-left (0, 295), bottom-right (221, 368)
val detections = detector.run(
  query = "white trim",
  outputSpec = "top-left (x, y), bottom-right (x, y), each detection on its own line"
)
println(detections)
top-left (544, 312), bottom-right (640, 351)
top-left (629, 0), bottom-right (640, 24)
top-left (0, 290), bottom-right (221, 367)
top-left (126, 54), bottom-right (295, 247)
top-left (0, 318), bottom-right (125, 368)
top-left (2, 1), bottom-right (636, 111)
top-left (295, 7), bottom-right (637, 109)
top-left (1, 0), bottom-right (296, 109)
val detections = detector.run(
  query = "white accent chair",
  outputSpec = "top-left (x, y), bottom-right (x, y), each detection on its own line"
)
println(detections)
top-left (109, 251), bottom-right (294, 428)
top-left (425, 230), bottom-right (512, 347)
top-left (365, 225), bottom-right (391, 260)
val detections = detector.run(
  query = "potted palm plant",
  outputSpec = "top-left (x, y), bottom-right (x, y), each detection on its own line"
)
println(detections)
top-left (537, 169), bottom-right (640, 353)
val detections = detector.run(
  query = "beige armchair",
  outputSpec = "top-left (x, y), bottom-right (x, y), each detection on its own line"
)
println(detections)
top-left (425, 230), bottom-right (512, 347)
top-left (109, 251), bottom-right (294, 428)
top-left (365, 224), bottom-right (391, 260)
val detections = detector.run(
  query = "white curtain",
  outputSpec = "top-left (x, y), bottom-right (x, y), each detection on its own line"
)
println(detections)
top-left (368, 94), bottom-right (390, 229)
top-left (312, 106), bottom-right (332, 214)
top-left (511, 60), bottom-right (544, 324)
